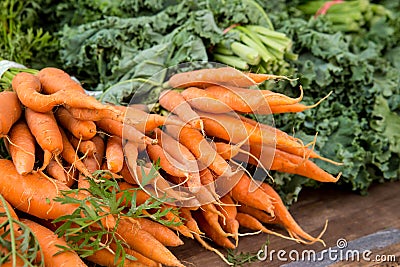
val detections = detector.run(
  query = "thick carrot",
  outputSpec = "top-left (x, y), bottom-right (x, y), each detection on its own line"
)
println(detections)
top-left (116, 219), bottom-right (185, 267)
top-left (69, 134), bottom-right (96, 156)
top-left (25, 108), bottom-right (63, 170)
top-left (8, 120), bottom-right (36, 175)
top-left (55, 107), bottom-right (97, 140)
top-left (59, 127), bottom-right (92, 178)
top-left (21, 218), bottom-right (87, 267)
top-left (259, 182), bottom-right (326, 244)
top-left (159, 89), bottom-right (203, 130)
top-left (128, 217), bottom-right (184, 247)
top-left (167, 67), bottom-right (264, 88)
top-left (12, 72), bottom-right (116, 113)
top-left (180, 87), bottom-right (232, 114)
top-left (85, 247), bottom-right (148, 267)
top-left (36, 67), bottom-right (85, 94)
top-left (229, 172), bottom-right (275, 216)
top-left (105, 136), bottom-right (124, 173)
top-left (66, 106), bottom-right (124, 122)
top-left (96, 118), bottom-right (155, 145)
top-left (165, 125), bottom-right (234, 177)
top-left (0, 159), bottom-right (79, 219)
top-left (146, 143), bottom-right (188, 178)
top-left (46, 159), bottom-right (75, 187)
top-left (0, 91), bottom-right (22, 135)
top-left (192, 210), bottom-right (236, 249)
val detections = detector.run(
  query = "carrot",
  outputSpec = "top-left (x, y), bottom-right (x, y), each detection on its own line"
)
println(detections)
top-left (236, 204), bottom-right (278, 225)
top-left (12, 72), bottom-right (117, 113)
top-left (85, 247), bottom-right (148, 267)
top-left (0, 159), bottom-right (80, 219)
top-left (46, 159), bottom-right (75, 187)
top-left (59, 127), bottom-right (92, 178)
top-left (126, 217), bottom-right (184, 247)
top-left (229, 172), bottom-right (275, 216)
top-left (105, 136), bottom-right (124, 173)
top-left (165, 125), bottom-right (235, 177)
top-left (192, 209), bottom-right (236, 249)
top-left (66, 106), bottom-right (124, 122)
top-left (109, 243), bottom-right (161, 267)
top-left (122, 141), bottom-right (139, 184)
top-left (8, 120), bottom-right (35, 175)
top-left (167, 67), bottom-right (285, 88)
top-left (216, 195), bottom-right (239, 244)
top-left (36, 67), bottom-right (86, 94)
top-left (249, 146), bottom-right (341, 182)
top-left (69, 134), bottom-right (96, 156)
top-left (55, 107), bottom-right (97, 140)
top-left (0, 91), bottom-right (22, 136)
top-left (146, 143), bottom-right (188, 178)
top-left (120, 162), bottom-right (136, 184)
top-left (25, 108), bottom-right (63, 170)
top-left (92, 135), bottom-right (106, 166)
top-left (159, 89), bottom-right (203, 130)
top-left (115, 218), bottom-right (185, 267)
top-left (180, 87), bottom-right (232, 114)
top-left (259, 182), bottom-right (327, 245)
top-left (152, 128), bottom-right (201, 191)
top-left (200, 204), bottom-right (232, 238)
top-left (21, 218), bottom-right (87, 267)
top-left (96, 118), bottom-right (155, 145)
top-left (204, 85), bottom-right (266, 113)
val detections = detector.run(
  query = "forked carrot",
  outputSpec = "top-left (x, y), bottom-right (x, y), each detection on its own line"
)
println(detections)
top-left (21, 218), bottom-right (87, 267)
top-left (55, 107), bottom-right (97, 140)
top-left (8, 120), bottom-right (35, 175)
top-left (0, 91), bottom-right (22, 136)
top-left (159, 89), bottom-right (203, 130)
top-left (25, 108), bottom-right (63, 171)
top-left (105, 136), bottom-right (124, 173)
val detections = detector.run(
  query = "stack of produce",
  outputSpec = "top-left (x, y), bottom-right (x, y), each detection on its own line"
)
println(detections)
top-left (0, 66), bottom-right (340, 266)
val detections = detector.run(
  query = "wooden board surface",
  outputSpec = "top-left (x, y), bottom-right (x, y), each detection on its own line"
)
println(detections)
top-left (171, 180), bottom-right (400, 266)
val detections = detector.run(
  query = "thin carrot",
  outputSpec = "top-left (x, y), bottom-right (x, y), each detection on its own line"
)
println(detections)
top-left (0, 91), bottom-right (22, 136)
top-left (201, 204), bottom-right (232, 238)
top-left (115, 218), bottom-right (185, 267)
top-left (109, 242), bottom-right (161, 267)
top-left (159, 89), bottom-right (203, 130)
top-left (25, 108), bottom-right (63, 171)
top-left (236, 204), bottom-right (278, 225)
top-left (55, 107), bottom-right (97, 140)
top-left (122, 141), bottom-right (139, 184)
top-left (126, 217), bottom-right (184, 247)
top-left (0, 159), bottom-right (79, 219)
top-left (12, 72), bottom-right (117, 113)
top-left (92, 135), bottom-right (106, 166)
top-left (78, 136), bottom-right (104, 189)
top-left (21, 218), bottom-right (87, 267)
top-left (180, 87), bottom-right (232, 114)
top-left (259, 182), bottom-right (327, 245)
top-left (105, 136), bottom-right (124, 173)
top-left (46, 159), bottom-right (75, 187)
top-left (8, 120), bottom-right (35, 175)
top-left (69, 134), bottom-right (96, 156)
top-left (165, 125), bottom-right (235, 177)
top-left (216, 195), bottom-right (239, 244)
top-left (146, 143), bottom-right (188, 178)
top-left (167, 67), bottom-right (282, 88)
top-left (85, 247), bottom-right (148, 267)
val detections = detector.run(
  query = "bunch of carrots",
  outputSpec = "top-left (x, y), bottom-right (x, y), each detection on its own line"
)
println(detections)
top-left (0, 65), bottom-right (341, 266)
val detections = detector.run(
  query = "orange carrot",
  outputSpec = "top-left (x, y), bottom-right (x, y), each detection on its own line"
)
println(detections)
top-left (36, 67), bottom-right (86, 94)
top-left (229, 172), bottom-right (275, 216)
top-left (92, 135), bottom-right (105, 166)
top-left (46, 159), bottom-right (75, 187)
top-left (122, 141), bottom-right (138, 184)
top-left (236, 204), bottom-right (278, 225)
top-left (165, 125), bottom-right (234, 177)
top-left (146, 143), bottom-right (188, 178)
top-left (85, 247), bottom-right (148, 267)
top-left (116, 219), bottom-right (185, 267)
top-left (21, 218), bottom-right (87, 267)
top-left (55, 107), bottom-right (97, 140)
top-left (66, 106), bottom-right (124, 122)
top-left (180, 87), bottom-right (232, 113)
top-left (12, 72), bottom-right (116, 113)
top-left (201, 204), bottom-right (231, 238)
top-left (69, 134), bottom-right (96, 156)
top-left (25, 108), bottom-right (63, 170)
top-left (109, 243), bottom-right (160, 267)
top-left (159, 89), bottom-right (203, 130)
top-left (217, 195), bottom-right (239, 243)
top-left (96, 118), bottom-right (155, 145)
top-left (105, 136), bottom-right (124, 173)
top-left (259, 182), bottom-right (326, 244)
top-left (8, 120), bottom-right (35, 175)
top-left (128, 217), bottom-right (184, 247)
top-left (0, 91), bottom-right (22, 136)
top-left (167, 67), bottom-right (279, 88)
top-left (0, 159), bottom-right (79, 220)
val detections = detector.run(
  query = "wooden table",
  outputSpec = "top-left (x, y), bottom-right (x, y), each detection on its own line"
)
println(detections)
top-left (171, 180), bottom-right (400, 266)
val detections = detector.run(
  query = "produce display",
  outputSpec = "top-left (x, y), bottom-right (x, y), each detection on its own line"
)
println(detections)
top-left (0, 0), bottom-right (399, 266)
